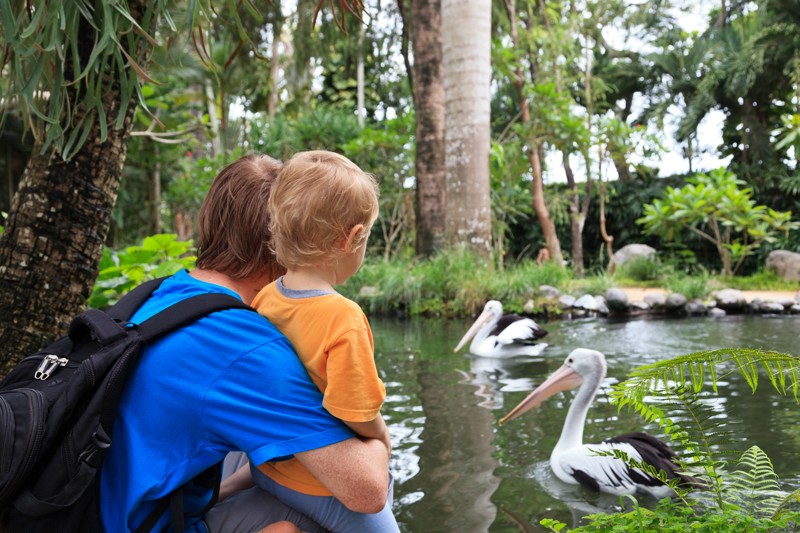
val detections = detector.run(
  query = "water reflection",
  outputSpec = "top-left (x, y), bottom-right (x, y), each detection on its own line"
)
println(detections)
top-left (372, 315), bottom-right (800, 532)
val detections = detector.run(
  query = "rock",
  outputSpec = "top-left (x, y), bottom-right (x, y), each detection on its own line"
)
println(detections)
top-left (791, 303), bottom-right (800, 314)
top-left (573, 294), bottom-right (597, 311)
top-left (559, 295), bottom-right (576, 308)
top-left (643, 293), bottom-right (666, 308)
top-left (685, 300), bottom-right (707, 316)
top-left (759, 301), bottom-right (786, 314)
top-left (766, 250), bottom-right (800, 281)
top-left (538, 285), bottom-right (561, 299)
top-left (713, 289), bottom-right (747, 312)
top-left (594, 296), bottom-right (609, 315)
top-left (605, 288), bottom-right (629, 312)
top-left (665, 293), bottom-right (688, 310)
top-left (709, 307), bottom-right (727, 318)
top-left (613, 244), bottom-right (657, 266)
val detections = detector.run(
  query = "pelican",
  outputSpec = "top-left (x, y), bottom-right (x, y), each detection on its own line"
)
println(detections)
top-left (454, 300), bottom-right (548, 358)
top-left (500, 349), bottom-right (702, 498)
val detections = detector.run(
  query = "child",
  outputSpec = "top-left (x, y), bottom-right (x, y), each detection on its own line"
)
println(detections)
top-left (250, 150), bottom-right (398, 532)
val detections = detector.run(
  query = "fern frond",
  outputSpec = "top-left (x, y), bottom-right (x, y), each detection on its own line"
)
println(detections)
top-left (773, 487), bottom-right (800, 520)
top-left (724, 446), bottom-right (783, 518)
top-left (610, 349), bottom-right (800, 406)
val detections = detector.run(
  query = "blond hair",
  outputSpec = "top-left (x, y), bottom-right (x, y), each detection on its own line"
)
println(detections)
top-left (269, 150), bottom-right (379, 269)
top-left (196, 154), bottom-right (286, 280)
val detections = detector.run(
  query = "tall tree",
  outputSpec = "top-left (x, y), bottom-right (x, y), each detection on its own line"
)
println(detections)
top-left (411, 0), bottom-right (447, 257)
top-left (501, 0), bottom-right (564, 265)
top-left (442, 0), bottom-right (493, 258)
top-left (0, 1), bottom-right (362, 370)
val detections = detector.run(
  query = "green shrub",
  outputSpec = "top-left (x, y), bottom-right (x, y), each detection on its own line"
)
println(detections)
top-left (615, 256), bottom-right (665, 283)
top-left (89, 234), bottom-right (195, 309)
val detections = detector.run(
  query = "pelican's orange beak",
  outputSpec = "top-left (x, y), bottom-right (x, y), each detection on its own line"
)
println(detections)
top-left (499, 364), bottom-right (583, 425)
top-left (453, 308), bottom-right (495, 352)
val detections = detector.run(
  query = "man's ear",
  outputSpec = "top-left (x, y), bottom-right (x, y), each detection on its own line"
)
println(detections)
top-left (343, 224), bottom-right (365, 253)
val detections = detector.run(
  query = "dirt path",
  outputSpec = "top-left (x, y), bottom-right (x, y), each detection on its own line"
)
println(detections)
top-left (620, 287), bottom-right (799, 303)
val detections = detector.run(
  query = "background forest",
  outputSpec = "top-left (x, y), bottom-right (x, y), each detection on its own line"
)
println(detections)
top-left (1, 0), bottom-right (800, 366)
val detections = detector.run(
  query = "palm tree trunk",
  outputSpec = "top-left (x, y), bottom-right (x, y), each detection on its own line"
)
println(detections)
top-left (0, 0), bottom-right (148, 373)
top-left (412, 0), bottom-right (447, 257)
top-left (442, 0), bottom-right (492, 258)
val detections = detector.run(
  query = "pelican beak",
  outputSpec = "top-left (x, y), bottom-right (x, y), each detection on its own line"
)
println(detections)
top-left (499, 364), bottom-right (583, 425)
top-left (454, 308), bottom-right (494, 352)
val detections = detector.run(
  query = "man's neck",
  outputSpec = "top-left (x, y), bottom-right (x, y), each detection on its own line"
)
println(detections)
top-left (189, 268), bottom-right (271, 305)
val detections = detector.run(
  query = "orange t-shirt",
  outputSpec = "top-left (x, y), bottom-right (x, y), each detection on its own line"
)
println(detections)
top-left (251, 279), bottom-right (386, 496)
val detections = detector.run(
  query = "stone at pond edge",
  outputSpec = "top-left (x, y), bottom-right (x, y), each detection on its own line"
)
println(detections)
top-left (605, 288), bottom-right (629, 312)
top-left (713, 288), bottom-right (747, 312)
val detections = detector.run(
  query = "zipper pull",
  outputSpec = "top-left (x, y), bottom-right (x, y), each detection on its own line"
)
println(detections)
top-left (34, 354), bottom-right (69, 380)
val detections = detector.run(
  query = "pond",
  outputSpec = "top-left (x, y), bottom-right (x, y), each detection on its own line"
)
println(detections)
top-left (374, 314), bottom-right (800, 532)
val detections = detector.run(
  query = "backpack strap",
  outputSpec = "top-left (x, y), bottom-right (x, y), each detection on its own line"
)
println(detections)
top-left (134, 293), bottom-right (255, 342)
top-left (106, 277), bottom-right (167, 321)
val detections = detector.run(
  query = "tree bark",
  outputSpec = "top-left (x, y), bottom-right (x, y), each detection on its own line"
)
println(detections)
top-left (0, 1), bottom-right (148, 373)
top-left (412, 0), bottom-right (447, 257)
top-left (442, 0), bottom-right (492, 258)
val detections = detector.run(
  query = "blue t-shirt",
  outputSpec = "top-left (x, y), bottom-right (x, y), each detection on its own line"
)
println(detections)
top-left (99, 270), bottom-right (353, 532)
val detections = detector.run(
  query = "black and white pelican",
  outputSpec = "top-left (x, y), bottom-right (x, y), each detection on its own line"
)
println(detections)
top-left (500, 348), bottom-right (701, 498)
top-left (453, 300), bottom-right (548, 358)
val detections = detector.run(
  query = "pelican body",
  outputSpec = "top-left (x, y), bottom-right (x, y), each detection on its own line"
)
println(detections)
top-left (500, 349), bottom-right (699, 498)
top-left (454, 300), bottom-right (548, 358)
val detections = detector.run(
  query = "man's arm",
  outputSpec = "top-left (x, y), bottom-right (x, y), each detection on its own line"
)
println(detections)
top-left (294, 437), bottom-right (389, 514)
top-left (344, 414), bottom-right (391, 458)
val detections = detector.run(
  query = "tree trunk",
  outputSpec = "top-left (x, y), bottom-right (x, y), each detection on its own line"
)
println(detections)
top-left (503, 0), bottom-right (563, 265)
top-left (412, 0), bottom-right (447, 257)
top-left (564, 153), bottom-right (585, 277)
top-left (267, 16), bottom-right (283, 117)
top-left (442, 0), bottom-right (492, 259)
top-left (0, 1), bottom-right (147, 373)
top-left (150, 143), bottom-right (162, 234)
top-left (529, 144), bottom-right (563, 264)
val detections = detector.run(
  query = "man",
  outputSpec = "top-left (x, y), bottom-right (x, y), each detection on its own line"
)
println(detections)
top-left (99, 155), bottom-right (389, 532)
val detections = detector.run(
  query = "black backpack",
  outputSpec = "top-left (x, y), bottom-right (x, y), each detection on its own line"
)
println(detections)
top-left (0, 277), bottom-right (254, 532)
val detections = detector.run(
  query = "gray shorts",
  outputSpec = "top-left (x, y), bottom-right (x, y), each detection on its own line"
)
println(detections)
top-left (203, 486), bottom-right (329, 533)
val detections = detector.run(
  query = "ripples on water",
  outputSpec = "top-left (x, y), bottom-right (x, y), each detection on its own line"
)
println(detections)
top-left (373, 315), bottom-right (800, 532)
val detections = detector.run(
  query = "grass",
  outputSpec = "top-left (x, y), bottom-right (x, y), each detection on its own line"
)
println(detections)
top-left (337, 248), bottom-right (799, 318)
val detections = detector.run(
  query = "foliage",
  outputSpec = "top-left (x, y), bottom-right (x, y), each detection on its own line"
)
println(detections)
top-left (664, 269), bottom-right (715, 301)
top-left (542, 492), bottom-right (800, 532)
top-left (89, 234), bottom-right (195, 309)
top-left (489, 141), bottom-right (534, 269)
top-left (615, 256), bottom-right (664, 283)
top-left (338, 246), bottom-right (571, 317)
top-left (341, 114), bottom-right (415, 261)
top-left (638, 168), bottom-right (799, 276)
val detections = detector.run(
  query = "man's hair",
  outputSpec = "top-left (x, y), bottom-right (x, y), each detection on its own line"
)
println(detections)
top-left (196, 154), bottom-right (286, 280)
top-left (269, 150), bottom-right (379, 269)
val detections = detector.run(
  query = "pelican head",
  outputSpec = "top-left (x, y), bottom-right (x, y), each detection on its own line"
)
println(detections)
top-left (499, 349), bottom-right (606, 424)
top-left (453, 300), bottom-right (504, 353)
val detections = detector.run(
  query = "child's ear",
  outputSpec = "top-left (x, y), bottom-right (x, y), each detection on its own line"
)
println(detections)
top-left (343, 224), bottom-right (365, 253)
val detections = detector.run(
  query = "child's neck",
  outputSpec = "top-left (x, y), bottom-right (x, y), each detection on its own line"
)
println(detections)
top-left (281, 268), bottom-right (336, 292)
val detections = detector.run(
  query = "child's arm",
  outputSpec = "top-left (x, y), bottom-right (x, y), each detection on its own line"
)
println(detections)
top-left (344, 413), bottom-right (391, 458)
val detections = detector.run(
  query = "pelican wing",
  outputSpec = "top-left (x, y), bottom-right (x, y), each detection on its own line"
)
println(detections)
top-left (492, 315), bottom-right (547, 345)
top-left (557, 440), bottom-right (674, 497)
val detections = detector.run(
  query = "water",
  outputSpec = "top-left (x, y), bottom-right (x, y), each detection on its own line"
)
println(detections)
top-left (373, 314), bottom-right (800, 532)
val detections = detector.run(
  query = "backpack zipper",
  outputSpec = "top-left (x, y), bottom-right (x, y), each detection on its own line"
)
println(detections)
top-left (34, 354), bottom-right (70, 380)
